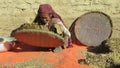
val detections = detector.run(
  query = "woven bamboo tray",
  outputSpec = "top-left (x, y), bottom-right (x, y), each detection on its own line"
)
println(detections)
top-left (14, 29), bottom-right (64, 47)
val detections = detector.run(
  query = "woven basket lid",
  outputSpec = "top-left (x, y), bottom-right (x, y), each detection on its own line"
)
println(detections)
top-left (14, 29), bottom-right (64, 47)
top-left (70, 12), bottom-right (112, 46)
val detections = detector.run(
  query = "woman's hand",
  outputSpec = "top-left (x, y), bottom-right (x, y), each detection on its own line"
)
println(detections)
top-left (4, 41), bottom-right (14, 51)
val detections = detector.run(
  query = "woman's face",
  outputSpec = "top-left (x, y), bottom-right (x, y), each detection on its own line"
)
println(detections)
top-left (39, 13), bottom-right (51, 24)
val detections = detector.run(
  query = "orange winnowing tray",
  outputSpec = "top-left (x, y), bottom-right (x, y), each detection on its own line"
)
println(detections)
top-left (14, 29), bottom-right (64, 48)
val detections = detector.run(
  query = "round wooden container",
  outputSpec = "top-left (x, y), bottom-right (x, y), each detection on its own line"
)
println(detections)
top-left (69, 11), bottom-right (112, 46)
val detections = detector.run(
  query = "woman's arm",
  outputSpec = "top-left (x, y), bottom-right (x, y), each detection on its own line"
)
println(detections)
top-left (57, 21), bottom-right (71, 37)
top-left (52, 18), bottom-right (71, 48)
top-left (51, 18), bottom-right (71, 37)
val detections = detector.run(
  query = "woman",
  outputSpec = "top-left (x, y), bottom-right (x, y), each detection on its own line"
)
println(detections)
top-left (33, 4), bottom-right (72, 48)
top-left (10, 4), bottom-right (72, 52)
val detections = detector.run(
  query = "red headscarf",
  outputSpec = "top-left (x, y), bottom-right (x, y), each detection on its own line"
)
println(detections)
top-left (38, 4), bottom-right (64, 24)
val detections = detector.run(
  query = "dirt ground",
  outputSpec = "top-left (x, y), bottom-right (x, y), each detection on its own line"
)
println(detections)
top-left (79, 38), bottom-right (120, 68)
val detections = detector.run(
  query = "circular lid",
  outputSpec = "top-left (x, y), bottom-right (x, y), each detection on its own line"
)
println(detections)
top-left (74, 12), bottom-right (112, 46)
